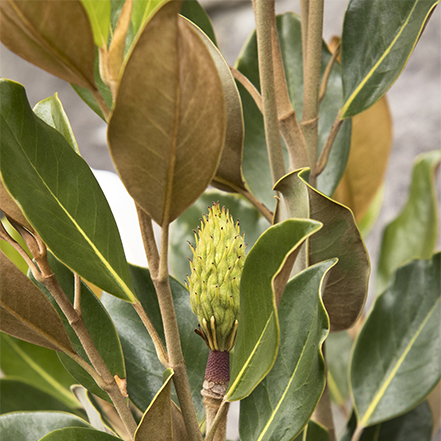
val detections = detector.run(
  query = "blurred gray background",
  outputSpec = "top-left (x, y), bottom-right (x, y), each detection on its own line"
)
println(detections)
top-left (1, 0), bottom-right (440, 439)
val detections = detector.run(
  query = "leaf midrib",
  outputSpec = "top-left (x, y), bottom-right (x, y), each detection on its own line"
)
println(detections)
top-left (359, 296), bottom-right (440, 426)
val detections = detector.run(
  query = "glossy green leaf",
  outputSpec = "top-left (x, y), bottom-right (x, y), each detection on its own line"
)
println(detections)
top-left (0, 411), bottom-right (90, 441)
top-left (184, 18), bottom-right (246, 194)
top-left (0, 334), bottom-right (77, 408)
top-left (0, 79), bottom-right (135, 302)
top-left (293, 421), bottom-right (330, 441)
top-left (170, 189), bottom-right (269, 282)
top-left (341, 0), bottom-right (440, 117)
top-left (108, 0), bottom-right (225, 226)
top-left (239, 260), bottom-right (335, 441)
top-left (81, 0), bottom-right (111, 47)
top-left (0, 0), bottom-right (96, 90)
top-left (30, 252), bottom-right (126, 403)
top-left (40, 427), bottom-right (121, 441)
top-left (326, 331), bottom-right (353, 405)
top-left (235, 12), bottom-right (351, 208)
top-left (340, 402), bottom-right (433, 441)
top-left (0, 218), bottom-right (29, 274)
top-left (350, 253), bottom-right (441, 428)
top-left (376, 150), bottom-right (441, 295)
top-left (33, 94), bottom-right (79, 153)
top-left (0, 251), bottom-right (76, 355)
top-left (274, 169), bottom-right (370, 331)
top-left (0, 380), bottom-right (74, 415)
top-left (180, 0), bottom-right (217, 46)
top-left (101, 264), bottom-right (208, 420)
top-left (226, 218), bottom-right (322, 402)
top-left (134, 369), bottom-right (174, 441)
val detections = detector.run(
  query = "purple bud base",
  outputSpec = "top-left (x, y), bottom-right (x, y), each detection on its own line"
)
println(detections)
top-left (205, 350), bottom-right (230, 384)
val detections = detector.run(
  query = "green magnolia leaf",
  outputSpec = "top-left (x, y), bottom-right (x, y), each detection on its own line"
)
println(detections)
top-left (134, 369), bottom-right (174, 441)
top-left (180, 0), bottom-right (217, 46)
top-left (341, 0), bottom-right (440, 118)
top-left (326, 331), bottom-right (353, 405)
top-left (274, 169), bottom-right (370, 331)
top-left (184, 18), bottom-right (246, 194)
top-left (350, 253), bottom-right (441, 428)
top-left (40, 427), bottom-right (121, 441)
top-left (71, 386), bottom-right (115, 435)
top-left (0, 334), bottom-right (77, 408)
top-left (0, 218), bottom-right (30, 273)
top-left (101, 264), bottom-right (208, 420)
top-left (376, 150), bottom-right (441, 295)
top-left (226, 218), bottom-right (322, 402)
top-left (239, 260), bottom-right (335, 441)
top-left (30, 252), bottom-right (126, 404)
top-left (0, 379), bottom-right (74, 415)
top-left (33, 94), bottom-right (80, 153)
top-left (170, 189), bottom-right (269, 282)
top-left (0, 79), bottom-right (136, 302)
top-left (0, 251), bottom-right (76, 355)
top-left (0, 0), bottom-right (96, 90)
top-left (340, 402), bottom-right (433, 441)
top-left (293, 421), bottom-right (330, 441)
top-left (80, 0), bottom-right (111, 48)
top-left (235, 12), bottom-right (351, 208)
top-left (0, 411), bottom-right (90, 441)
top-left (108, 0), bottom-right (225, 226)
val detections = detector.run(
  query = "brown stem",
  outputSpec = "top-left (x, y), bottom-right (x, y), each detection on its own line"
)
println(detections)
top-left (92, 89), bottom-right (111, 122)
top-left (38, 264), bottom-right (137, 437)
top-left (230, 66), bottom-right (263, 112)
top-left (319, 43), bottom-right (341, 104)
top-left (351, 426), bottom-right (364, 441)
top-left (253, 0), bottom-right (286, 185)
top-left (74, 273), bottom-right (82, 316)
top-left (300, 0), bottom-right (309, 63)
top-left (204, 399), bottom-right (229, 441)
top-left (301, 0), bottom-right (324, 182)
top-left (137, 212), bottom-right (202, 441)
top-left (315, 112), bottom-right (343, 177)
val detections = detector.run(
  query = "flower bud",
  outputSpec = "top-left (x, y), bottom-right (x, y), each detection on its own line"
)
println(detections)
top-left (185, 202), bottom-right (245, 351)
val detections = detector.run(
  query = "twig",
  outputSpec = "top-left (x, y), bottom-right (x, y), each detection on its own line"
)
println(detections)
top-left (137, 209), bottom-right (202, 441)
top-left (253, 0), bottom-right (286, 185)
top-left (30, 240), bottom-right (137, 437)
top-left (230, 66), bottom-right (263, 112)
top-left (269, 6), bottom-right (309, 171)
top-left (301, 0), bottom-right (324, 184)
top-left (92, 89), bottom-right (111, 121)
top-left (74, 273), bottom-right (82, 316)
top-left (315, 112), bottom-right (343, 177)
top-left (351, 425), bottom-right (363, 441)
top-left (300, 0), bottom-right (309, 64)
top-left (319, 43), bottom-right (341, 104)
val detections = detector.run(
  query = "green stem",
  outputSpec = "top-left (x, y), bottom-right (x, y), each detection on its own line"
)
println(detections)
top-left (253, 0), bottom-right (286, 185)
top-left (204, 399), bottom-right (229, 441)
top-left (301, 0), bottom-right (324, 185)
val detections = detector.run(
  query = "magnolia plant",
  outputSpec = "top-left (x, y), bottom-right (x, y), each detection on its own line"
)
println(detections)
top-left (0, 1), bottom-right (439, 441)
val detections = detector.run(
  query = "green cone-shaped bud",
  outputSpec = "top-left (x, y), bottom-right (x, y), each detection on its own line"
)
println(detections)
top-left (185, 202), bottom-right (246, 351)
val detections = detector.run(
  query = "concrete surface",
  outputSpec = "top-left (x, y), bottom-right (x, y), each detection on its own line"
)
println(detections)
top-left (1, 1), bottom-right (440, 439)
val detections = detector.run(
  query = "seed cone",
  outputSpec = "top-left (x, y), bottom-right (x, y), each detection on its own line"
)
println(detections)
top-left (185, 202), bottom-right (245, 351)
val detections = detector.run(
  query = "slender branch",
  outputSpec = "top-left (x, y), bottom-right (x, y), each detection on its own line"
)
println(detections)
top-left (270, 6), bottom-right (309, 171)
top-left (301, 0), bottom-right (324, 184)
top-left (137, 210), bottom-right (202, 440)
top-left (319, 43), bottom-right (341, 104)
top-left (74, 273), bottom-right (82, 316)
top-left (204, 400), bottom-right (229, 441)
top-left (230, 66), bottom-right (263, 112)
top-left (315, 112), bottom-right (343, 177)
top-left (300, 0), bottom-right (309, 64)
top-left (41, 273), bottom-right (137, 437)
top-left (211, 176), bottom-right (273, 223)
top-left (351, 426), bottom-right (364, 441)
top-left (253, 0), bottom-right (286, 184)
